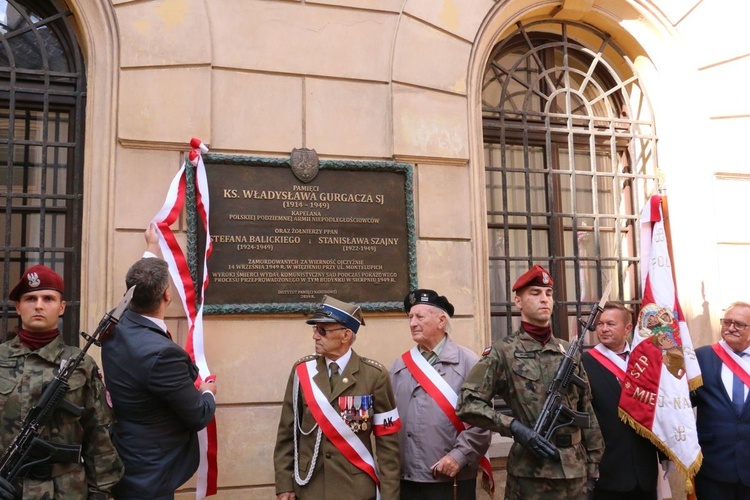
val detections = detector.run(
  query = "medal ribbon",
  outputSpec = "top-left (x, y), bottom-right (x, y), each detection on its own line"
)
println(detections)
top-left (401, 346), bottom-right (495, 492)
top-left (589, 345), bottom-right (626, 383)
top-left (296, 360), bottom-right (381, 499)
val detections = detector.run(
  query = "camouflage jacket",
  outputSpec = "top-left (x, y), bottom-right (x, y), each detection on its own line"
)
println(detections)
top-left (0, 335), bottom-right (124, 498)
top-left (456, 329), bottom-right (604, 479)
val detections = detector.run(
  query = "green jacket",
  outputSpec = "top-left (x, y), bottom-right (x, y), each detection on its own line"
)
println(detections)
top-left (0, 335), bottom-right (124, 498)
top-left (274, 350), bottom-right (400, 499)
top-left (457, 330), bottom-right (603, 479)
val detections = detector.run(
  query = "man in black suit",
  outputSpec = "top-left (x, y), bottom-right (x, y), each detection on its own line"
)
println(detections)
top-left (102, 226), bottom-right (217, 500)
top-left (581, 302), bottom-right (661, 500)
top-left (693, 301), bottom-right (750, 499)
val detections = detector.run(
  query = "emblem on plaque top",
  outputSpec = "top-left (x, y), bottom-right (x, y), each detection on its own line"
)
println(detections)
top-left (290, 148), bottom-right (319, 183)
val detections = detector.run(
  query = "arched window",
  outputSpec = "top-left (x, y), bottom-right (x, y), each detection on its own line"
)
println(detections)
top-left (0, 0), bottom-right (85, 343)
top-left (483, 20), bottom-right (658, 341)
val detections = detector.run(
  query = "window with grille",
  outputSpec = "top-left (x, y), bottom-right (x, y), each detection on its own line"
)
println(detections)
top-left (483, 20), bottom-right (658, 343)
top-left (0, 0), bottom-right (85, 343)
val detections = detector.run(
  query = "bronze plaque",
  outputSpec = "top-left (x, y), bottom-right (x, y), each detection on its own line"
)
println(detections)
top-left (197, 155), bottom-right (415, 313)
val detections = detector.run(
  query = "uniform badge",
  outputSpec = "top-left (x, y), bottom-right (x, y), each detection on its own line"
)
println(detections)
top-left (339, 394), bottom-right (373, 432)
top-left (27, 271), bottom-right (41, 288)
top-left (481, 346), bottom-right (492, 357)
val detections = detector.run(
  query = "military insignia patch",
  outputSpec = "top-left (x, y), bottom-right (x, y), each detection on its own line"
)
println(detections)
top-left (27, 271), bottom-right (41, 288)
top-left (481, 346), bottom-right (492, 357)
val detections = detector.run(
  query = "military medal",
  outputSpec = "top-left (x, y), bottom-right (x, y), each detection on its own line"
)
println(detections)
top-left (337, 394), bottom-right (375, 433)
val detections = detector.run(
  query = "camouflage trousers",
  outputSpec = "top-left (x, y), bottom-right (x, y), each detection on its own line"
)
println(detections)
top-left (505, 475), bottom-right (587, 500)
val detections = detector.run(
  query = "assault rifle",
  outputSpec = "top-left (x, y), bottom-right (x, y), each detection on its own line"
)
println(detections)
top-left (532, 281), bottom-right (611, 459)
top-left (0, 286), bottom-right (135, 483)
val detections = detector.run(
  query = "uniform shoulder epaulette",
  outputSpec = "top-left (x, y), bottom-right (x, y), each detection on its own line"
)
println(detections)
top-left (361, 357), bottom-right (385, 370)
top-left (294, 354), bottom-right (317, 366)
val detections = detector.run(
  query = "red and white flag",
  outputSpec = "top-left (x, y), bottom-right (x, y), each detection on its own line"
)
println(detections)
top-left (151, 137), bottom-right (218, 498)
top-left (618, 194), bottom-right (702, 491)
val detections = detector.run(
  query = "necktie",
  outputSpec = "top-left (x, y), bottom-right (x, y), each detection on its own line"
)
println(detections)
top-left (733, 353), bottom-right (746, 414)
top-left (329, 362), bottom-right (340, 390)
top-left (421, 350), bottom-right (437, 365)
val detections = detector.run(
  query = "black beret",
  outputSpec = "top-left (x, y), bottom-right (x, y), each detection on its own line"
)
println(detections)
top-left (404, 289), bottom-right (454, 317)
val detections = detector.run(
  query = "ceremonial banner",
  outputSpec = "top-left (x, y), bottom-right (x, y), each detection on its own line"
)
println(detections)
top-left (151, 138), bottom-right (218, 498)
top-left (618, 195), bottom-right (702, 491)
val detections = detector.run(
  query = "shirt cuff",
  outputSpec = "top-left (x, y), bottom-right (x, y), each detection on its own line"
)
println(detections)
top-left (202, 390), bottom-right (216, 401)
top-left (143, 251), bottom-right (158, 259)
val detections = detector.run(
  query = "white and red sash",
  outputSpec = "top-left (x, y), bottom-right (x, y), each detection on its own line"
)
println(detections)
top-left (712, 341), bottom-right (750, 388)
top-left (401, 346), bottom-right (495, 493)
top-left (296, 360), bottom-right (385, 499)
top-left (589, 344), bottom-right (626, 383)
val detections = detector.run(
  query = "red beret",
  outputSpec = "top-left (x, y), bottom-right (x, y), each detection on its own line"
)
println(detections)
top-left (9, 265), bottom-right (65, 301)
top-left (512, 264), bottom-right (554, 292)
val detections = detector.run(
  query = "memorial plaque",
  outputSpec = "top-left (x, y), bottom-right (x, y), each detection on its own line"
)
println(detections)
top-left (193, 155), bottom-right (416, 314)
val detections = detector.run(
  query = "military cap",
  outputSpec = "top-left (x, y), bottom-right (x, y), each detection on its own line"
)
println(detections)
top-left (9, 264), bottom-right (65, 301)
top-left (512, 264), bottom-right (554, 292)
top-left (306, 295), bottom-right (365, 333)
top-left (404, 289), bottom-right (455, 317)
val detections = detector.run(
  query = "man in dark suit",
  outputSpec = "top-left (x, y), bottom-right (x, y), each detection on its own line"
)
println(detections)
top-left (274, 295), bottom-right (401, 499)
top-left (693, 301), bottom-right (750, 499)
top-left (101, 229), bottom-right (217, 500)
top-left (581, 302), bottom-right (661, 500)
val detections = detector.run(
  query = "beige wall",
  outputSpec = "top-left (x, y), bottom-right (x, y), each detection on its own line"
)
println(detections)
top-left (66, 0), bottom-right (750, 495)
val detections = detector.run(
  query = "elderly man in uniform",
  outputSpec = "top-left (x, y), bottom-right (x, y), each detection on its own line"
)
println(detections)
top-left (581, 302), bottom-right (662, 500)
top-left (456, 264), bottom-right (603, 499)
top-left (0, 265), bottom-right (123, 499)
top-left (274, 295), bottom-right (401, 499)
top-left (389, 289), bottom-right (492, 499)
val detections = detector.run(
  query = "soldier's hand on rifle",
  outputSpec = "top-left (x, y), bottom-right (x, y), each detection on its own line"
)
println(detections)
top-left (509, 419), bottom-right (557, 459)
top-left (0, 477), bottom-right (19, 500)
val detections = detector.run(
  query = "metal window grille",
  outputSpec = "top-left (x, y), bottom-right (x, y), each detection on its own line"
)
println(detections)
top-left (0, 0), bottom-right (85, 343)
top-left (483, 20), bottom-right (659, 342)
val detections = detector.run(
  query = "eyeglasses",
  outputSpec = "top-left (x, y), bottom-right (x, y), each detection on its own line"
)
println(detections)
top-left (720, 319), bottom-right (749, 331)
top-left (312, 325), bottom-right (347, 336)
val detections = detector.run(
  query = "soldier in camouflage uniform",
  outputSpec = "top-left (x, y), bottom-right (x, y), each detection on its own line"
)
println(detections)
top-left (0, 265), bottom-right (123, 499)
top-left (457, 265), bottom-right (604, 500)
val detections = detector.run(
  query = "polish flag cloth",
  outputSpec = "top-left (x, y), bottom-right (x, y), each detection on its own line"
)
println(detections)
top-left (618, 194), bottom-right (702, 491)
top-left (151, 138), bottom-right (217, 498)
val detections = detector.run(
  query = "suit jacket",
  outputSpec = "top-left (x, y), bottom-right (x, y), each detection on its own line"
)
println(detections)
top-left (582, 350), bottom-right (659, 493)
top-left (693, 344), bottom-right (750, 485)
top-left (101, 310), bottom-right (216, 499)
top-left (274, 350), bottom-right (401, 499)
